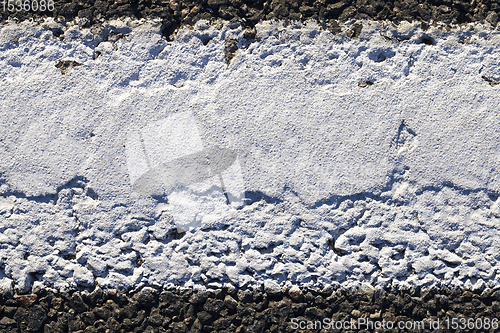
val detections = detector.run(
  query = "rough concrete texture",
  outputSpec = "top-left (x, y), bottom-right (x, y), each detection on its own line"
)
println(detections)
top-left (0, 18), bottom-right (499, 294)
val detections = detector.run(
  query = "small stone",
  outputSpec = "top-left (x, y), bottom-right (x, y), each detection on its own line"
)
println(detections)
top-left (420, 35), bottom-right (436, 45)
top-left (122, 317), bottom-right (133, 329)
top-left (252, 290), bottom-right (264, 303)
top-left (68, 319), bottom-right (85, 331)
top-left (106, 317), bottom-right (120, 331)
top-left (486, 12), bottom-right (499, 27)
top-left (14, 294), bottom-right (37, 306)
top-left (78, 8), bottom-right (94, 26)
top-left (291, 303), bottom-right (307, 316)
top-left (120, 301), bottom-right (138, 319)
top-left (273, 4), bottom-right (289, 17)
top-left (346, 23), bottom-right (363, 38)
top-left (144, 326), bottom-right (155, 333)
top-left (370, 310), bottom-right (381, 319)
top-left (237, 289), bottom-right (253, 303)
top-left (203, 298), bottom-right (224, 314)
top-left (115, 292), bottom-right (128, 306)
top-left (148, 312), bottom-right (163, 326)
top-left (435, 294), bottom-right (449, 307)
top-left (94, 319), bottom-right (106, 329)
top-left (328, 20), bottom-right (342, 35)
top-left (3, 307), bottom-right (17, 317)
top-left (358, 81), bottom-right (374, 88)
top-left (288, 285), bottom-right (303, 302)
top-left (314, 295), bottom-right (327, 308)
top-left (57, 311), bottom-right (74, 330)
top-left (88, 288), bottom-right (102, 307)
top-left (491, 290), bottom-right (500, 301)
top-left (251, 319), bottom-right (266, 332)
top-left (13, 307), bottom-right (28, 324)
top-left (304, 307), bottom-right (325, 319)
top-left (131, 310), bottom-right (146, 326)
top-left (190, 318), bottom-right (202, 330)
top-left (472, 298), bottom-right (483, 307)
top-left (55, 60), bottom-right (83, 75)
top-left (80, 311), bottom-right (95, 326)
top-left (224, 295), bottom-right (238, 311)
top-left (304, 292), bottom-right (315, 304)
top-left (235, 325), bottom-right (246, 333)
top-left (0, 317), bottom-right (16, 327)
top-left (299, 5), bottom-right (315, 16)
top-left (28, 305), bottom-right (47, 332)
top-left (161, 290), bottom-right (178, 304)
top-left (412, 305), bottom-right (426, 319)
top-left (197, 311), bottom-right (213, 325)
top-left (351, 309), bottom-right (361, 317)
top-left (481, 288), bottom-right (494, 299)
top-left (426, 300), bottom-right (437, 312)
top-left (183, 316), bottom-right (194, 326)
top-left (42, 321), bottom-right (62, 333)
top-left (242, 28), bottom-right (256, 41)
top-left (360, 283), bottom-right (375, 298)
top-left (224, 38), bottom-right (238, 65)
top-left (70, 293), bottom-right (89, 313)
top-left (188, 290), bottom-right (207, 305)
top-left (383, 312), bottom-right (396, 320)
top-left (134, 288), bottom-right (159, 308)
top-left (93, 306), bottom-right (112, 321)
top-left (207, 0), bottom-right (229, 6)
top-left (47, 308), bottom-right (57, 320)
top-left (492, 301), bottom-right (500, 312)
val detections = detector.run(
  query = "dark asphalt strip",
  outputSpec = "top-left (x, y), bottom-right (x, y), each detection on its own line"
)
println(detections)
top-left (1, 0), bottom-right (499, 38)
top-left (2, 285), bottom-right (500, 333)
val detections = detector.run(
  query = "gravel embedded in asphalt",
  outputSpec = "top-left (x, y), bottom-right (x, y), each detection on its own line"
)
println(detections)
top-left (2, 286), bottom-right (500, 332)
top-left (1, 0), bottom-right (499, 35)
